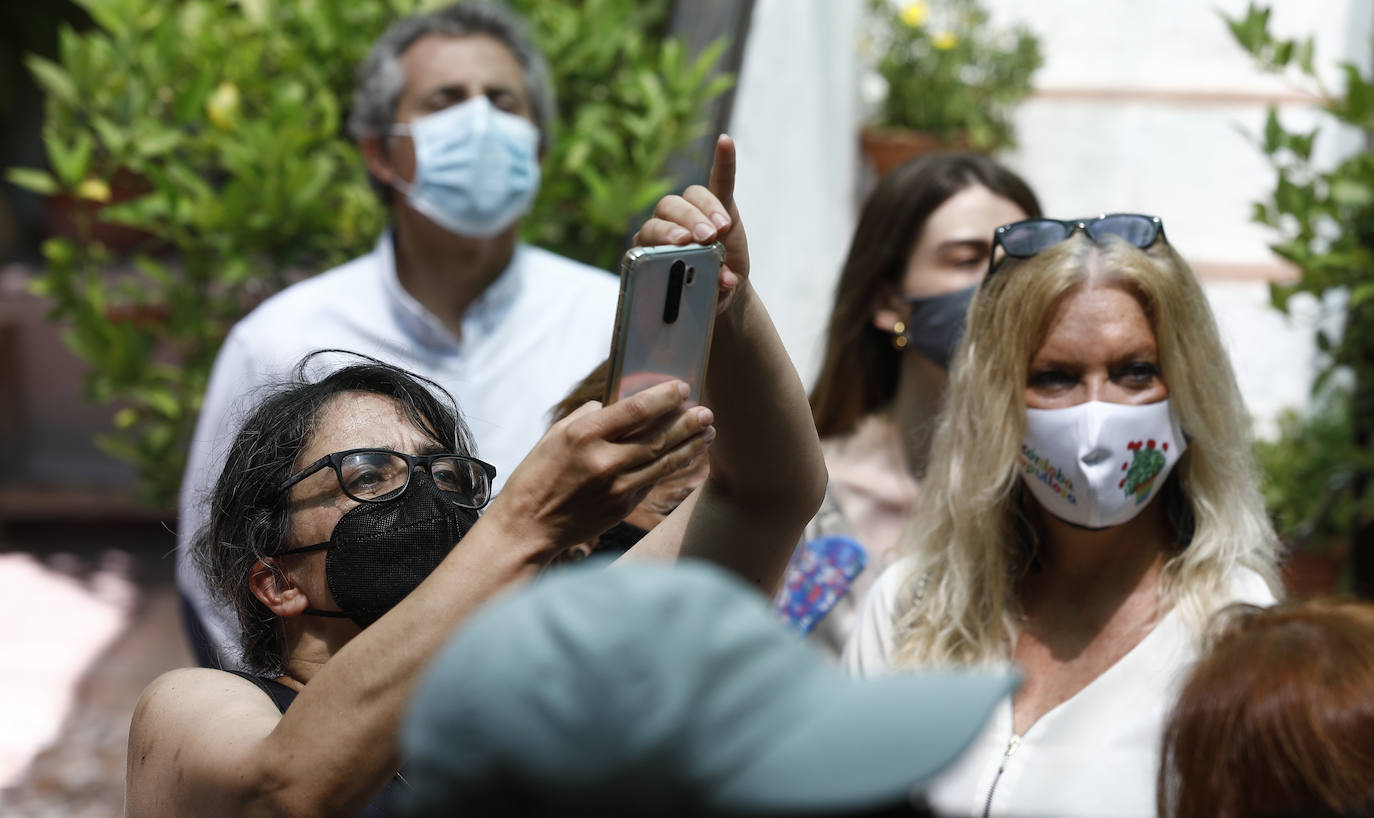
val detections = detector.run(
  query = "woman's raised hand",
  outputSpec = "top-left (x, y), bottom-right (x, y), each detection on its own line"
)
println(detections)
top-left (632, 134), bottom-right (749, 311)
top-left (485, 379), bottom-right (714, 555)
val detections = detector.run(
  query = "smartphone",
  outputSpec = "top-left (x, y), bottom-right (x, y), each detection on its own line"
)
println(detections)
top-left (604, 242), bottom-right (723, 405)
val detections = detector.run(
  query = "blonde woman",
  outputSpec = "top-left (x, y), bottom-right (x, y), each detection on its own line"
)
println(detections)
top-left (844, 215), bottom-right (1281, 818)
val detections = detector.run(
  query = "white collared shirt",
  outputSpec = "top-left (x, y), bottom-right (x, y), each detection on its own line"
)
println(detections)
top-left (844, 558), bottom-right (1276, 818)
top-left (176, 233), bottom-right (619, 665)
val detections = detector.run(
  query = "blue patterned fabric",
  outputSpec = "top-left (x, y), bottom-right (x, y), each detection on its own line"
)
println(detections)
top-left (774, 534), bottom-right (867, 635)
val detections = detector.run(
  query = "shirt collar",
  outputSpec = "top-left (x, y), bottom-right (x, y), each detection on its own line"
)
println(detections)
top-left (463, 243), bottom-right (525, 339)
top-left (378, 231), bottom-right (527, 352)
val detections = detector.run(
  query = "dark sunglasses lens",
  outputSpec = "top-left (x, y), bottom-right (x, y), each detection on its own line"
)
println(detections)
top-left (1000, 220), bottom-right (1073, 257)
top-left (1090, 215), bottom-right (1158, 248)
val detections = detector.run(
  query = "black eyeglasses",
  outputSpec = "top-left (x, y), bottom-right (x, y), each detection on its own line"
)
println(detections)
top-left (279, 448), bottom-right (497, 509)
top-left (987, 213), bottom-right (1166, 277)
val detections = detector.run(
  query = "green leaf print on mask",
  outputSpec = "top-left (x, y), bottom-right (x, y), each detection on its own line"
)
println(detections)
top-left (1120, 439), bottom-right (1169, 504)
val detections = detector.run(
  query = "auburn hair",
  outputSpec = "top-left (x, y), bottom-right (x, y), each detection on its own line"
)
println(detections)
top-left (1160, 598), bottom-right (1374, 818)
top-left (548, 359), bottom-right (609, 425)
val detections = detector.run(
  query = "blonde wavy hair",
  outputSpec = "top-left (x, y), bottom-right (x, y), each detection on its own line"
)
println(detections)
top-left (892, 233), bottom-right (1282, 667)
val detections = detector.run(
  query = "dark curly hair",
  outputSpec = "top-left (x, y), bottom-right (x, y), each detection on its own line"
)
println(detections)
top-left (192, 352), bottom-right (474, 673)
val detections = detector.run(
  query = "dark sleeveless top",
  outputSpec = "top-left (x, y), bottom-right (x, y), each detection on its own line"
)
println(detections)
top-left (228, 671), bottom-right (408, 817)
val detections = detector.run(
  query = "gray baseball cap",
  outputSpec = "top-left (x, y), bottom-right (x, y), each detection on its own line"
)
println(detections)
top-left (401, 558), bottom-right (1014, 816)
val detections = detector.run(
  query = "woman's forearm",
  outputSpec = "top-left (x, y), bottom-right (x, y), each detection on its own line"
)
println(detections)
top-left (703, 281), bottom-right (827, 514)
top-left (624, 135), bottom-right (826, 591)
top-left (673, 281), bottom-right (826, 592)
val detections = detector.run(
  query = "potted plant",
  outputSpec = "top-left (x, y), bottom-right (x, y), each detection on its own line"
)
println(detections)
top-left (860, 0), bottom-right (1042, 174)
top-left (1227, 3), bottom-right (1374, 597)
top-left (1253, 390), bottom-right (1356, 595)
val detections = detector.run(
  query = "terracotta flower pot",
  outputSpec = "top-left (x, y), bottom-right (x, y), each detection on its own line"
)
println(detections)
top-left (859, 127), bottom-right (972, 178)
top-left (42, 169), bottom-right (159, 254)
top-left (1281, 541), bottom-right (1349, 598)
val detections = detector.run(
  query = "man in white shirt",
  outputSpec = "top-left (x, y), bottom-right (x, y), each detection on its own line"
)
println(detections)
top-left (176, 2), bottom-right (619, 667)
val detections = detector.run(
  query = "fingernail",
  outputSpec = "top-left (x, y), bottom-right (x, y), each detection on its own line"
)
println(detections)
top-left (696, 407), bottom-right (714, 426)
top-left (670, 226), bottom-right (691, 242)
top-left (693, 222), bottom-right (714, 242)
top-left (677, 382), bottom-right (690, 399)
top-left (711, 212), bottom-right (730, 230)
top-left (702, 426), bottom-right (717, 442)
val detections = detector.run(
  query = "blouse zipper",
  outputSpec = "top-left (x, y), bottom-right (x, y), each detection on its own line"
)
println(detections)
top-left (981, 733), bottom-right (1021, 818)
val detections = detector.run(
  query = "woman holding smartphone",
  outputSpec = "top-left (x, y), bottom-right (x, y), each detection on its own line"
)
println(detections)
top-left (125, 135), bottom-right (826, 818)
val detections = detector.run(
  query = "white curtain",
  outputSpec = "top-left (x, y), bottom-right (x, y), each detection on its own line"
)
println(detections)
top-left (727, 0), bottom-right (865, 388)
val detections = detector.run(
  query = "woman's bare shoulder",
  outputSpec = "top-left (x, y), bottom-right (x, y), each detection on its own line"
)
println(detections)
top-left (136, 667), bottom-right (277, 716)
top-left (132, 667), bottom-right (286, 757)
top-left (127, 668), bottom-right (286, 817)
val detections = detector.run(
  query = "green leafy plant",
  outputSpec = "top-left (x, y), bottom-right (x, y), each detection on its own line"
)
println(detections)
top-left (864, 0), bottom-right (1042, 150)
top-left (1253, 388), bottom-right (1357, 551)
top-left (513, 0), bottom-right (734, 271)
top-left (1226, 3), bottom-right (1374, 587)
top-left (6, 0), bottom-right (732, 507)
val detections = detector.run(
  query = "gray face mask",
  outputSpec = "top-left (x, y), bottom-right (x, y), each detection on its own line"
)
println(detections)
top-left (903, 284), bottom-right (977, 370)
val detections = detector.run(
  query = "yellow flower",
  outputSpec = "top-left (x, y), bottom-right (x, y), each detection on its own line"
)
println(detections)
top-left (898, 1), bottom-right (929, 27)
top-left (74, 177), bottom-right (111, 202)
top-left (932, 30), bottom-right (959, 50)
top-left (206, 82), bottom-right (241, 131)
top-left (114, 407), bottom-right (138, 429)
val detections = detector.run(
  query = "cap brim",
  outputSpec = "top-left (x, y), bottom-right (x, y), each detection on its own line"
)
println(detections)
top-left (714, 670), bottom-right (1016, 814)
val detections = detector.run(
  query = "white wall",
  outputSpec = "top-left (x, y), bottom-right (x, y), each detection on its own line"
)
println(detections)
top-left (988, 0), bottom-right (1371, 435)
top-left (990, 0), bottom-right (1369, 269)
top-left (727, 0), bottom-right (865, 387)
top-left (728, 0), bottom-right (1369, 435)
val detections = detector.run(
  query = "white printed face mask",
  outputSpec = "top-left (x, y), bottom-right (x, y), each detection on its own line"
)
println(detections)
top-left (391, 95), bottom-right (541, 237)
top-left (1018, 399), bottom-right (1187, 529)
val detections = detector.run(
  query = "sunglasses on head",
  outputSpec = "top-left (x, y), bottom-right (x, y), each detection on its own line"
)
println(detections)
top-left (987, 213), bottom-right (1166, 277)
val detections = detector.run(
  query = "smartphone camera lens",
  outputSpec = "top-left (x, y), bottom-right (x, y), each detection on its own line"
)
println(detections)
top-left (664, 260), bottom-right (685, 324)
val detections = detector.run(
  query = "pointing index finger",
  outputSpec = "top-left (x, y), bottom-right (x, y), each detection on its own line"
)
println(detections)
top-left (707, 134), bottom-right (736, 210)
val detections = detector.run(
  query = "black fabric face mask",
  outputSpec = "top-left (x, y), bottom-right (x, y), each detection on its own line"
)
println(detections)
top-left (594, 520), bottom-right (649, 557)
top-left (904, 284), bottom-right (977, 371)
top-left (278, 471), bottom-right (479, 628)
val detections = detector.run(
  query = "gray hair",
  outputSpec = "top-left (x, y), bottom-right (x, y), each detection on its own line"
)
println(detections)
top-left (193, 354), bottom-right (474, 674)
top-left (347, 2), bottom-right (555, 150)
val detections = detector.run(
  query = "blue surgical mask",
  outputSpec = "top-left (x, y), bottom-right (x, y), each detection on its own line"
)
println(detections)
top-left (904, 284), bottom-right (976, 370)
top-left (391, 96), bottom-right (541, 237)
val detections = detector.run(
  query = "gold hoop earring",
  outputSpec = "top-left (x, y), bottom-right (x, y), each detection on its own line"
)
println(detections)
top-left (891, 321), bottom-right (909, 351)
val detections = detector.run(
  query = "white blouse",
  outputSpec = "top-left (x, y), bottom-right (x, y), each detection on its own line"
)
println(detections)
top-left (843, 559), bottom-right (1276, 818)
